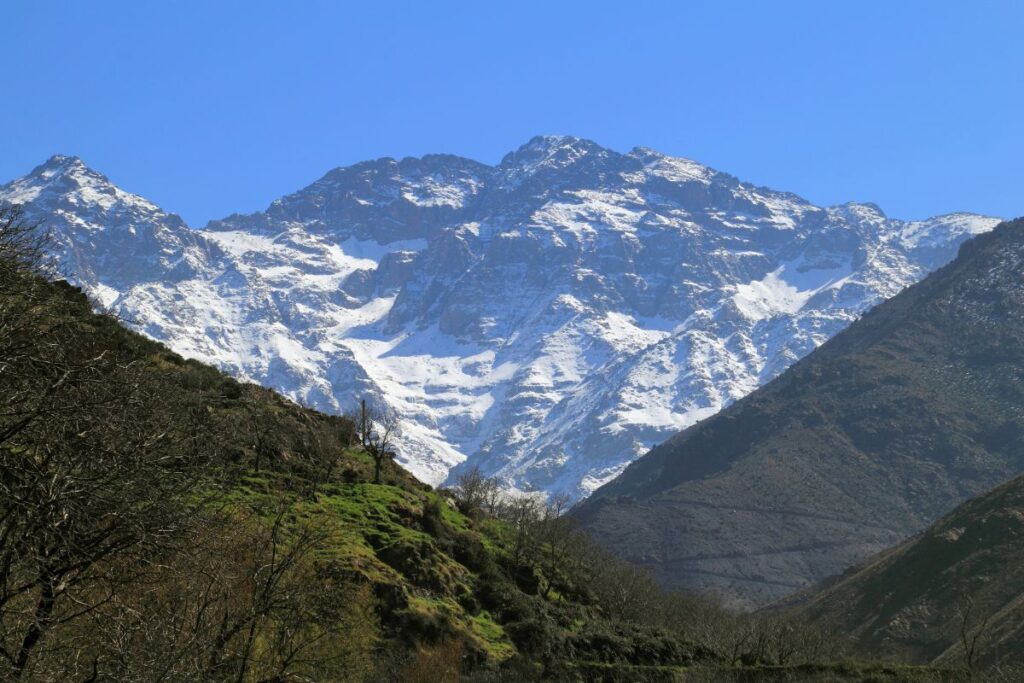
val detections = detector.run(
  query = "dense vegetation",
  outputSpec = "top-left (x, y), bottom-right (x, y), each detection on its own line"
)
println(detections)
top-left (575, 219), bottom-right (1024, 608)
top-left (2, 203), bottom-right (1021, 681)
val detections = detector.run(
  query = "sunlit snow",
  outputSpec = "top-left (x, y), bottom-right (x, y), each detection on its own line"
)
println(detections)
top-left (0, 142), bottom-right (1004, 498)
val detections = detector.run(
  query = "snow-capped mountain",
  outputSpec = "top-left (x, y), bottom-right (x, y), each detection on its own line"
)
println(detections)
top-left (0, 139), bottom-right (1001, 497)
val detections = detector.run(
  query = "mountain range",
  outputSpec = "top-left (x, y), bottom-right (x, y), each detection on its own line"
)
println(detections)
top-left (574, 219), bottom-right (1024, 608)
top-left (0, 137), bottom-right (1001, 500)
top-left (4, 200), bottom-right (970, 681)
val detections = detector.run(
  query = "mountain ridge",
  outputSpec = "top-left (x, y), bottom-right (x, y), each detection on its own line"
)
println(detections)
top-left (0, 139), bottom-right (1002, 498)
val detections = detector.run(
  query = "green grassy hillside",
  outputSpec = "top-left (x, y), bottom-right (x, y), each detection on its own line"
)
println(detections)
top-left (0, 205), bottom-right (717, 680)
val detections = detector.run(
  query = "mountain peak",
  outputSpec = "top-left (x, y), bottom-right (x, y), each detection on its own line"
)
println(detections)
top-left (1, 155), bottom-right (103, 207)
top-left (498, 135), bottom-right (609, 174)
top-left (29, 154), bottom-right (92, 180)
top-left (828, 201), bottom-right (889, 226)
top-left (42, 153), bottom-right (84, 167)
top-left (1, 155), bottom-right (173, 231)
top-left (517, 134), bottom-right (592, 151)
top-left (13, 154), bottom-right (112, 193)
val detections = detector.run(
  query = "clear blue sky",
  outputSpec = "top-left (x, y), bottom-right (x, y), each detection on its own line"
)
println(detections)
top-left (3, 1), bottom-right (1022, 225)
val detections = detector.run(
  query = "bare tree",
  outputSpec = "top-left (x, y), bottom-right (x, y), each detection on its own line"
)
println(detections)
top-left (0, 350), bottom-right (215, 679)
top-left (0, 205), bottom-right (212, 678)
top-left (355, 398), bottom-right (399, 484)
top-left (67, 508), bottom-right (381, 682)
top-left (537, 494), bottom-right (574, 599)
top-left (451, 466), bottom-right (503, 515)
top-left (495, 495), bottom-right (543, 567)
top-left (0, 204), bottom-right (48, 282)
top-left (0, 206), bottom-right (386, 679)
top-left (243, 392), bottom-right (277, 473)
top-left (959, 597), bottom-right (993, 674)
top-left (0, 351), bottom-right (213, 678)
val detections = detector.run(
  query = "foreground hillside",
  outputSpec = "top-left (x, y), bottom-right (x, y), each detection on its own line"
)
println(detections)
top-left (789, 474), bottom-right (1024, 668)
top-left (575, 219), bottom-right (1024, 608)
top-left (0, 144), bottom-right (999, 498)
top-left (5, 204), bottom-right (1004, 681)
top-left (0, 204), bottom-right (716, 680)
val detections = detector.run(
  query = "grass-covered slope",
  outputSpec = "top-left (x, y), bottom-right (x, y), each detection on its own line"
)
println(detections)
top-left (574, 219), bottom-right (1024, 609)
top-left (0, 247), bottom-right (710, 680)
top-left (788, 474), bottom-right (1024, 668)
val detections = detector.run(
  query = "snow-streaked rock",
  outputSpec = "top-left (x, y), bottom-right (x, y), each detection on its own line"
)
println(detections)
top-left (0, 140), bottom-right (1002, 494)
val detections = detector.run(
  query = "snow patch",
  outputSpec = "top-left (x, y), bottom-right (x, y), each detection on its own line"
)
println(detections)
top-left (733, 259), bottom-right (852, 321)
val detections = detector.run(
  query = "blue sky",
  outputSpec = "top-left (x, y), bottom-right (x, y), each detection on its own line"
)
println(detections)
top-left (3, 1), bottom-right (1022, 225)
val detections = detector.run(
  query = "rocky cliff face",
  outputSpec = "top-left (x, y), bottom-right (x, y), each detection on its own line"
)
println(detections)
top-left (0, 138), bottom-right (1000, 496)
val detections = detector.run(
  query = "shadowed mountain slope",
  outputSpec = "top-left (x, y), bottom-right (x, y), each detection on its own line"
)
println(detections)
top-left (574, 219), bottom-right (1024, 609)
top-left (789, 474), bottom-right (1024, 668)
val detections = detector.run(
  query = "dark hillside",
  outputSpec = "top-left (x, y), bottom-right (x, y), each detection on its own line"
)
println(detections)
top-left (789, 474), bottom-right (1024, 668)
